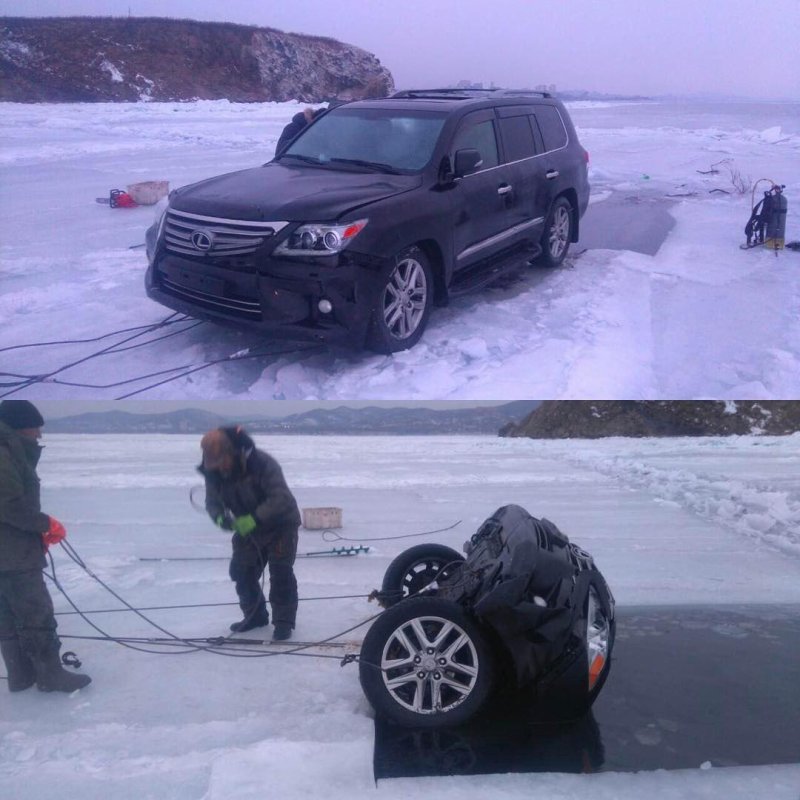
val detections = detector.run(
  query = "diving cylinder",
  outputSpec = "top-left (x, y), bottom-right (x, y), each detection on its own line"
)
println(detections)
top-left (764, 188), bottom-right (787, 250)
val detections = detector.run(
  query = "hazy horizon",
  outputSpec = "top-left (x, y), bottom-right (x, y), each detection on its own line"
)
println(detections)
top-left (32, 400), bottom-right (527, 420)
top-left (2, 0), bottom-right (797, 101)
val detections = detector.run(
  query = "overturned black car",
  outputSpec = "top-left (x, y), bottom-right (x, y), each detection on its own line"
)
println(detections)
top-left (359, 505), bottom-right (615, 728)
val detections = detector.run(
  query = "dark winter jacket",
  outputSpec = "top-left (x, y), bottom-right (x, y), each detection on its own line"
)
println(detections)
top-left (201, 445), bottom-right (301, 547)
top-left (0, 422), bottom-right (49, 573)
top-left (275, 111), bottom-right (309, 155)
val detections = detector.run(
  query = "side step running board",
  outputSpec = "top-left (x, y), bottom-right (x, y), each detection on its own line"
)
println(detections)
top-left (449, 245), bottom-right (542, 297)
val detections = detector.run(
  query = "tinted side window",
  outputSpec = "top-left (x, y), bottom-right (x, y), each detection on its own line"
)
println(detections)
top-left (534, 105), bottom-right (568, 151)
top-left (451, 119), bottom-right (499, 169)
top-left (497, 115), bottom-right (537, 162)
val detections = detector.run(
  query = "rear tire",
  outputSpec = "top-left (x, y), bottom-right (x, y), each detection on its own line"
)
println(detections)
top-left (535, 197), bottom-right (573, 268)
top-left (359, 596), bottom-right (494, 728)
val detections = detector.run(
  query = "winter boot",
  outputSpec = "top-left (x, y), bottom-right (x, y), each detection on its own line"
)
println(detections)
top-left (34, 642), bottom-right (91, 693)
top-left (272, 622), bottom-right (293, 642)
top-left (0, 638), bottom-right (36, 692)
top-left (230, 608), bottom-right (269, 633)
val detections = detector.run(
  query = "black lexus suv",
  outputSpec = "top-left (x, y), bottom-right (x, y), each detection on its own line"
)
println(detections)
top-left (145, 88), bottom-right (590, 353)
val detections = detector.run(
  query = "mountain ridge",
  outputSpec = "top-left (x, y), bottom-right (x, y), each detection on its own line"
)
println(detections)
top-left (45, 402), bottom-right (541, 435)
top-left (500, 401), bottom-right (800, 438)
top-left (0, 16), bottom-right (394, 102)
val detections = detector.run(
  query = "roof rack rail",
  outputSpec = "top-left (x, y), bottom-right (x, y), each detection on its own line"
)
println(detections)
top-left (391, 88), bottom-right (552, 100)
top-left (391, 89), bottom-right (481, 99)
top-left (493, 88), bottom-right (553, 98)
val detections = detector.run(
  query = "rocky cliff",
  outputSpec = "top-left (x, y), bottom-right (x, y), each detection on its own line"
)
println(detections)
top-left (499, 401), bottom-right (800, 438)
top-left (0, 16), bottom-right (394, 102)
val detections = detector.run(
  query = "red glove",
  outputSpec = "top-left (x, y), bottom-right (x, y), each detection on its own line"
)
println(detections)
top-left (43, 517), bottom-right (67, 548)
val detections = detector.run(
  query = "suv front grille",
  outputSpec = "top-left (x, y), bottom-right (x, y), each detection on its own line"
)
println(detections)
top-left (164, 209), bottom-right (288, 260)
top-left (159, 276), bottom-right (262, 320)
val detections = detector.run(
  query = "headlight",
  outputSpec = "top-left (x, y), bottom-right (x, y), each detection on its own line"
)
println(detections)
top-left (275, 219), bottom-right (368, 257)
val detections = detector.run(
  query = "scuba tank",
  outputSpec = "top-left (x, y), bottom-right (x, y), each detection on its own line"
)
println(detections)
top-left (764, 187), bottom-right (787, 251)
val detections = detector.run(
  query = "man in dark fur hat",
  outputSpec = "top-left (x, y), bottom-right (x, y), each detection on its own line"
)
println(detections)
top-left (199, 427), bottom-right (301, 641)
top-left (0, 400), bottom-right (92, 692)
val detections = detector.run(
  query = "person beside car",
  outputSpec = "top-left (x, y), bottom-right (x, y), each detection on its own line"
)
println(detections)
top-left (275, 107), bottom-right (322, 155)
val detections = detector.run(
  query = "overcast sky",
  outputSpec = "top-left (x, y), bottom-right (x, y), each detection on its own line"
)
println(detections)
top-left (3, 0), bottom-right (798, 99)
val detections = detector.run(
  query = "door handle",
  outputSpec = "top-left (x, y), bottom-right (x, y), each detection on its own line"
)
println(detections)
top-left (497, 184), bottom-right (513, 196)
top-left (546, 170), bottom-right (560, 180)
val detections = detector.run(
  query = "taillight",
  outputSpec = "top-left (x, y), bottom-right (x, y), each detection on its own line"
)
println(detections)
top-left (583, 149), bottom-right (590, 164)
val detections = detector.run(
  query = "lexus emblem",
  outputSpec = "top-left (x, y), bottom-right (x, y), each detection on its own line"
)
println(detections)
top-left (190, 229), bottom-right (215, 251)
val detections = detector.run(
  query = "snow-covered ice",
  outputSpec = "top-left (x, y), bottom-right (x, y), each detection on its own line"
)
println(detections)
top-left (1, 99), bottom-right (798, 400)
top-left (1, 432), bottom-right (799, 798)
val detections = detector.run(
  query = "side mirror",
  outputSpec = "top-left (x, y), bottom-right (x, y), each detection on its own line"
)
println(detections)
top-left (453, 148), bottom-right (483, 178)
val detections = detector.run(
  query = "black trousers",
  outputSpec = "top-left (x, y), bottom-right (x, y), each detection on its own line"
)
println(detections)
top-left (229, 527), bottom-right (298, 627)
top-left (0, 570), bottom-right (59, 657)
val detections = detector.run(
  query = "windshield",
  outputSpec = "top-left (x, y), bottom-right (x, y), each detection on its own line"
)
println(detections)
top-left (280, 107), bottom-right (448, 173)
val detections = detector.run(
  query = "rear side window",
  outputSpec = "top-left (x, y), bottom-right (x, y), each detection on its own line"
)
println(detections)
top-left (534, 105), bottom-right (568, 151)
top-left (451, 118), bottom-right (499, 170)
top-left (497, 115), bottom-right (537, 162)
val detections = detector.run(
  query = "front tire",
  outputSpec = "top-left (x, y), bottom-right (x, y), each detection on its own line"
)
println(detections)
top-left (536, 197), bottom-right (573, 268)
top-left (359, 596), bottom-right (494, 728)
top-left (366, 245), bottom-right (433, 353)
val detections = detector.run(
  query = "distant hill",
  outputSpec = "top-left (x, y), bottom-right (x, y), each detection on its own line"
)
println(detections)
top-left (46, 401), bottom-right (540, 435)
top-left (500, 401), bottom-right (800, 439)
top-left (0, 16), bottom-right (394, 102)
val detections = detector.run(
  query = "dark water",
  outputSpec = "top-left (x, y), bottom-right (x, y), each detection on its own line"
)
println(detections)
top-left (374, 604), bottom-right (800, 779)
top-left (568, 100), bottom-right (800, 136)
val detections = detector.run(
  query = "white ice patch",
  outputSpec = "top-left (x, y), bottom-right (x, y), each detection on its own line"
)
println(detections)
top-left (99, 59), bottom-right (124, 83)
top-left (0, 38), bottom-right (34, 66)
top-left (759, 126), bottom-right (785, 144)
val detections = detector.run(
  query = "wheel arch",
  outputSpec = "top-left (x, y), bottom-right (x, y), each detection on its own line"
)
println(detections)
top-left (413, 238), bottom-right (449, 306)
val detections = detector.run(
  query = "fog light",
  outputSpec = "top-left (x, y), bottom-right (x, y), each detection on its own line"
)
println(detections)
top-left (318, 299), bottom-right (333, 314)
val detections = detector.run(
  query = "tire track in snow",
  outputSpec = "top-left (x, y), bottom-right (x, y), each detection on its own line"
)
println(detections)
top-left (555, 444), bottom-right (800, 558)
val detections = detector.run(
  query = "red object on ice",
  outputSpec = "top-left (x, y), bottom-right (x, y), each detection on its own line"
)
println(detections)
top-left (109, 189), bottom-right (138, 208)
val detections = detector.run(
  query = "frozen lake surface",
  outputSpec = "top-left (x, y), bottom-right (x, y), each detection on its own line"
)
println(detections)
top-left (1, 99), bottom-right (799, 400)
top-left (1, 432), bottom-right (798, 798)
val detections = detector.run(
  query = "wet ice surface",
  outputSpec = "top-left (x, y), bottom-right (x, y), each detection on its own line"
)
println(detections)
top-left (1, 99), bottom-right (799, 399)
top-left (1, 433), bottom-right (799, 798)
top-left (375, 604), bottom-right (800, 778)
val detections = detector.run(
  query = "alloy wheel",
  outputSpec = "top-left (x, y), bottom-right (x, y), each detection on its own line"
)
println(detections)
top-left (548, 204), bottom-right (571, 260)
top-left (382, 257), bottom-right (428, 340)
top-left (381, 615), bottom-right (480, 715)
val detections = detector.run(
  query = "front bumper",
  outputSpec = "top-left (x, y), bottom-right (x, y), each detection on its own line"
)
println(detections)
top-left (144, 242), bottom-right (386, 347)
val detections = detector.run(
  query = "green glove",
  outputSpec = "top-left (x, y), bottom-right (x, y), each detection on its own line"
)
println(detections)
top-left (232, 514), bottom-right (257, 536)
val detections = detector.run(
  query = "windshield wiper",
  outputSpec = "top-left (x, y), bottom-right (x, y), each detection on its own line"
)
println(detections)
top-left (329, 158), bottom-right (402, 175)
top-left (278, 153), bottom-right (324, 165)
